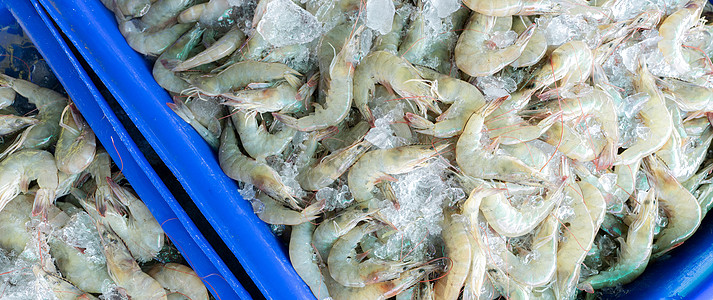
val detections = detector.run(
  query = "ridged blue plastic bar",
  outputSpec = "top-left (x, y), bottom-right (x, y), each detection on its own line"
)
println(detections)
top-left (1, 1), bottom-right (250, 299)
top-left (36, 0), bottom-right (315, 298)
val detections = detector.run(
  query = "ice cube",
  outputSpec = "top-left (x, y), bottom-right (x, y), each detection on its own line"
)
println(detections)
top-left (490, 30), bottom-right (517, 49)
top-left (430, 0), bottom-right (460, 18)
top-left (364, 104), bottom-right (408, 149)
top-left (256, 0), bottom-right (322, 47)
top-left (366, 0), bottom-right (395, 35)
top-left (475, 75), bottom-right (516, 101)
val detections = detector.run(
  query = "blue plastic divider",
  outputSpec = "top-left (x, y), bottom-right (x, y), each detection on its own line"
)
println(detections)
top-left (36, 0), bottom-right (315, 298)
top-left (1, 1), bottom-right (250, 299)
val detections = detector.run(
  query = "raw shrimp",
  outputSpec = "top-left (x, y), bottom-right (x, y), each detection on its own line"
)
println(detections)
top-left (232, 110), bottom-right (295, 161)
top-left (32, 266), bottom-right (99, 300)
top-left (541, 121), bottom-right (598, 162)
top-left (462, 0), bottom-right (563, 16)
top-left (536, 87), bottom-right (619, 168)
top-left (554, 178), bottom-right (606, 300)
top-left (500, 141), bottom-right (548, 169)
top-left (154, 26), bottom-right (204, 93)
top-left (511, 16), bottom-right (546, 67)
top-left (405, 73), bottom-right (486, 138)
top-left (0, 114), bottom-right (37, 136)
top-left (456, 98), bottom-right (549, 184)
top-left (108, 0), bottom-right (150, 18)
top-left (117, 18), bottom-right (192, 56)
top-left (173, 26), bottom-right (246, 72)
top-left (0, 149), bottom-right (58, 217)
top-left (252, 192), bottom-right (322, 225)
top-left (273, 29), bottom-right (362, 131)
top-left (644, 156), bottom-right (702, 257)
top-left (454, 13), bottom-right (535, 77)
top-left (485, 265), bottom-right (531, 299)
top-left (0, 86), bottom-right (15, 108)
top-left (328, 222), bottom-right (421, 287)
top-left (166, 97), bottom-right (219, 149)
top-left (108, 178), bottom-right (165, 262)
top-left (222, 81), bottom-right (304, 114)
top-left (0, 74), bottom-right (66, 154)
top-left (322, 120), bottom-right (371, 152)
top-left (661, 77), bottom-right (713, 112)
top-left (290, 222), bottom-right (331, 300)
top-left (347, 144), bottom-right (449, 203)
top-left (484, 89), bottom-right (562, 146)
top-left (96, 221), bottom-right (167, 300)
top-left (433, 212), bottom-right (472, 300)
top-left (460, 189), bottom-right (496, 300)
top-left (312, 201), bottom-right (379, 261)
top-left (373, 7), bottom-right (410, 55)
top-left (148, 263), bottom-right (209, 300)
top-left (181, 61), bottom-right (300, 96)
top-left (141, 0), bottom-right (192, 29)
top-left (527, 40), bottom-right (593, 90)
top-left (492, 215), bottom-right (558, 286)
top-left (177, 2), bottom-right (206, 23)
top-left (219, 121), bottom-right (300, 209)
top-left (0, 194), bottom-right (33, 253)
top-left (55, 105), bottom-right (96, 175)
top-left (84, 150), bottom-right (122, 216)
top-left (580, 188), bottom-right (657, 290)
top-left (616, 61), bottom-right (672, 166)
top-left (49, 211), bottom-right (114, 294)
top-left (298, 140), bottom-right (371, 191)
top-left (352, 51), bottom-right (436, 125)
top-left (398, 7), bottom-right (469, 74)
top-left (480, 181), bottom-right (565, 237)
top-left (658, 0), bottom-right (705, 74)
top-left (324, 264), bottom-right (438, 300)
top-left (657, 126), bottom-right (713, 182)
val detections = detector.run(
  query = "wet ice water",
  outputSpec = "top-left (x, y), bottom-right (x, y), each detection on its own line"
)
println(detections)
top-left (475, 75), bottom-right (517, 101)
top-left (316, 185), bottom-right (353, 211)
top-left (373, 159), bottom-right (464, 261)
top-left (0, 220), bottom-right (57, 300)
top-left (366, 0), bottom-right (395, 35)
top-left (364, 103), bottom-right (408, 149)
top-left (541, 14), bottom-right (599, 47)
top-left (256, 0), bottom-right (322, 47)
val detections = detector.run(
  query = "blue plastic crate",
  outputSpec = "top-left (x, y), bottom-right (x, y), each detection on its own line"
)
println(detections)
top-left (0, 1), bottom-right (251, 299)
top-left (25, 0), bottom-right (713, 299)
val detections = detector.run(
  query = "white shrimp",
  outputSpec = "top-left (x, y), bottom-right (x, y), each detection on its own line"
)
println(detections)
top-left (454, 13), bottom-right (536, 77)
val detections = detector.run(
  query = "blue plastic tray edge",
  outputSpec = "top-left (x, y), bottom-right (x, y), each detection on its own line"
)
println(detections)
top-left (36, 0), bottom-right (316, 298)
top-left (1, 1), bottom-right (250, 299)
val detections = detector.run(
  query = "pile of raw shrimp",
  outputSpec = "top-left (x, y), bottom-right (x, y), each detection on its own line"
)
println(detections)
top-left (0, 73), bottom-right (209, 299)
top-left (107, 0), bottom-right (713, 298)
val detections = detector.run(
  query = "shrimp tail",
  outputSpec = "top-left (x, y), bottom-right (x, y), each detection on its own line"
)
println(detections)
top-left (296, 73), bottom-right (320, 103)
top-left (271, 112), bottom-right (301, 130)
top-left (284, 73), bottom-right (303, 88)
top-left (160, 59), bottom-right (181, 71)
top-left (303, 198), bottom-right (326, 220)
top-left (31, 188), bottom-right (55, 218)
top-left (0, 74), bottom-right (13, 87)
top-left (404, 112), bottom-right (434, 134)
top-left (595, 141), bottom-right (617, 171)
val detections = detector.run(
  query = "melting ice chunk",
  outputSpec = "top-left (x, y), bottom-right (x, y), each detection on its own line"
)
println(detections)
top-left (256, 0), bottom-right (322, 47)
top-left (430, 0), bottom-right (460, 18)
top-left (366, 0), bottom-right (396, 35)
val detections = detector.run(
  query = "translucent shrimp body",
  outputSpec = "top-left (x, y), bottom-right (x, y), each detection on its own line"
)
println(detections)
top-left (0, 149), bottom-right (58, 217)
top-left (454, 13), bottom-right (535, 77)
